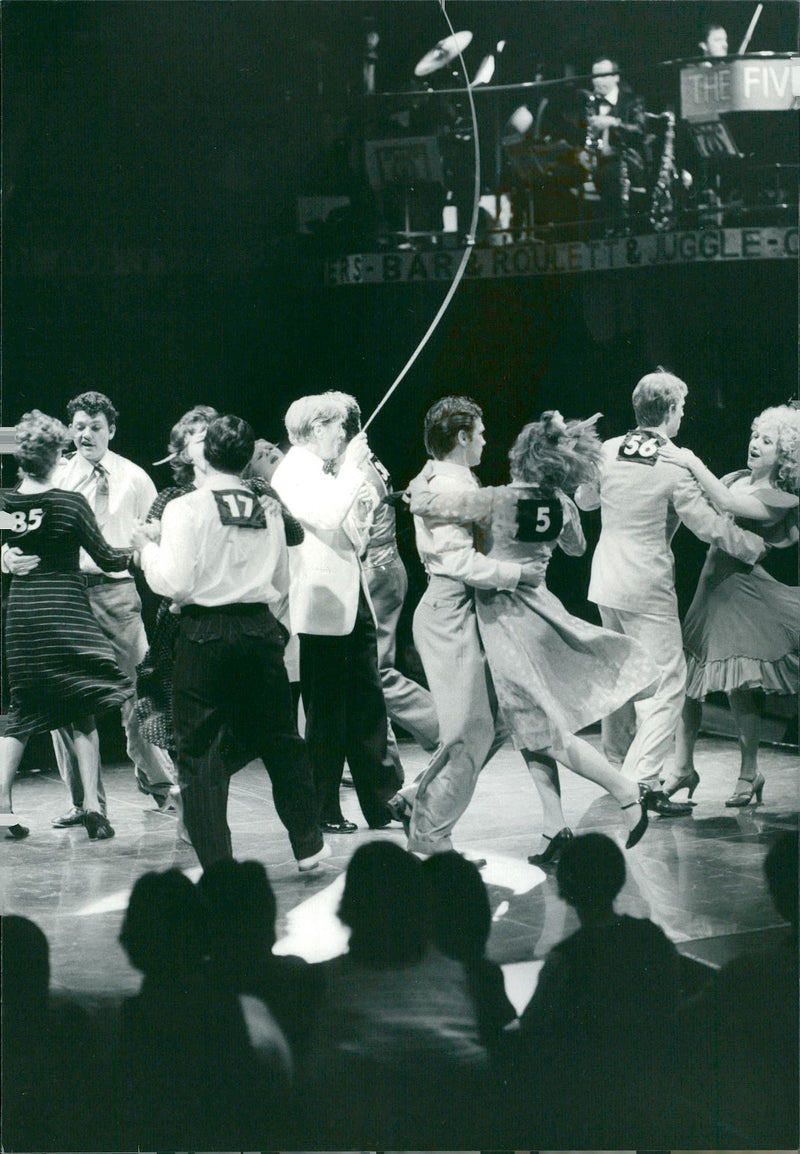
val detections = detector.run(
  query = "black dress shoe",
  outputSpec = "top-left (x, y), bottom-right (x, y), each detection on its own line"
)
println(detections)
top-left (84, 811), bottom-right (115, 840)
top-left (639, 785), bottom-right (693, 817)
top-left (320, 819), bottom-right (358, 834)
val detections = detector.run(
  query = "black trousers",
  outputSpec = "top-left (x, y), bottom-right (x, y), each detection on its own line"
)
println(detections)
top-left (172, 604), bottom-right (322, 869)
top-left (299, 591), bottom-right (402, 827)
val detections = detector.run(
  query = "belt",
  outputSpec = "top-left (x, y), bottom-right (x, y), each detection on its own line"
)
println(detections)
top-left (84, 574), bottom-right (134, 588)
top-left (181, 602), bottom-right (267, 618)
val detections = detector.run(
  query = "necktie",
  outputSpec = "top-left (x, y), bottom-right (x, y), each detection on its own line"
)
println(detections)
top-left (93, 462), bottom-right (109, 523)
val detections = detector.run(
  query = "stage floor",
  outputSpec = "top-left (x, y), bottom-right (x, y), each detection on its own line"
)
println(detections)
top-left (1, 732), bottom-right (797, 1009)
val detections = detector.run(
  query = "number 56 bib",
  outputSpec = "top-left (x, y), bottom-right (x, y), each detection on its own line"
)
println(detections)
top-left (617, 429), bottom-right (666, 466)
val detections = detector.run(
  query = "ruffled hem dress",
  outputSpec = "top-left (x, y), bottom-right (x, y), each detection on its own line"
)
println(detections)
top-left (682, 472), bottom-right (799, 700)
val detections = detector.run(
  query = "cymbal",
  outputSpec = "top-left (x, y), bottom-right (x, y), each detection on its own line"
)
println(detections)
top-left (414, 31), bottom-right (473, 77)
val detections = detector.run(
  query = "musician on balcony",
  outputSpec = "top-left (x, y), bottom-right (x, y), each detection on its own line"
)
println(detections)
top-left (583, 56), bottom-right (649, 234)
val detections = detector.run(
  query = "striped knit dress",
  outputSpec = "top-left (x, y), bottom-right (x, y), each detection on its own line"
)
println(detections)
top-left (2, 488), bottom-right (133, 738)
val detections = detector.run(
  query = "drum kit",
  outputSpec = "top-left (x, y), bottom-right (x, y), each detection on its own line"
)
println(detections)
top-left (369, 30), bottom-right (592, 237)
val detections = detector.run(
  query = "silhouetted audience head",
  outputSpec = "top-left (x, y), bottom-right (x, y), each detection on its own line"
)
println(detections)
top-left (119, 869), bottom-right (206, 977)
top-left (1, 915), bottom-right (50, 1013)
top-left (764, 831), bottom-right (798, 931)
top-left (198, 858), bottom-right (278, 959)
top-left (557, 832), bottom-right (626, 915)
top-left (422, 851), bottom-right (491, 964)
top-left (338, 841), bottom-right (429, 967)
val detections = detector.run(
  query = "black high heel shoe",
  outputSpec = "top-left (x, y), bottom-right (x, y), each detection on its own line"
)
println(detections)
top-left (84, 811), bottom-right (115, 840)
top-left (622, 800), bottom-right (649, 849)
top-left (528, 827), bottom-right (573, 865)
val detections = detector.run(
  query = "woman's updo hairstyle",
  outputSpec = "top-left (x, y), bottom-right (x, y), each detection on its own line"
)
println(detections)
top-left (509, 410), bottom-right (604, 494)
top-left (14, 410), bottom-right (70, 480)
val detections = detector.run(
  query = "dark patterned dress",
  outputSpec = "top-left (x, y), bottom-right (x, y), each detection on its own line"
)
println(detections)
top-left (683, 472), bottom-right (799, 699)
top-left (135, 478), bottom-right (304, 753)
top-left (2, 488), bottom-right (133, 738)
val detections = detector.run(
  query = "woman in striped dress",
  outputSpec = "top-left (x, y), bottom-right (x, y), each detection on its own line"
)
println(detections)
top-left (0, 410), bottom-right (133, 840)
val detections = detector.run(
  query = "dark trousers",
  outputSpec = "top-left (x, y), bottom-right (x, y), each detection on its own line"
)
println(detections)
top-left (299, 591), bottom-right (402, 827)
top-left (172, 605), bottom-right (322, 869)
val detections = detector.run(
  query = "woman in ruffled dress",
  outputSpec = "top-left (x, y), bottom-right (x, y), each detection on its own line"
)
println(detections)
top-left (660, 404), bottom-right (799, 807)
top-left (409, 411), bottom-right (659, 861)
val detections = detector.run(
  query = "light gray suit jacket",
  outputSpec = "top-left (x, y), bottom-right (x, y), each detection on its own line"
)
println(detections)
top-left (576, 432), bottom-right (766, 616)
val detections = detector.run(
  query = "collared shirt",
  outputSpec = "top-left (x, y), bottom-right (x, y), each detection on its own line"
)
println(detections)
top-left (53, 449), bottom-right (156, 577)
top-left (139, 473), bottom-right (289, 613)
top-left (412, 460), bottom-right (521, 590)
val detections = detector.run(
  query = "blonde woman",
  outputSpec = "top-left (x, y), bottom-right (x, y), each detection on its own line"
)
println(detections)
top-left (661, 404), bottom-right (800, 806)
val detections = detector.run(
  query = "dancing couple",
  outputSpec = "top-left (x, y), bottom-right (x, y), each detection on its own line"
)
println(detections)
top-left (390, 397), bottom-right (657, 863)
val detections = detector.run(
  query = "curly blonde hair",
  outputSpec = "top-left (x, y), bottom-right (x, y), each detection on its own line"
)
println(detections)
top-left (509, 410), bottom-right (604, 494)
top-left (15, 410), bottom-right (70, 480)
top-left (752, 405), bottom-right (800, 492)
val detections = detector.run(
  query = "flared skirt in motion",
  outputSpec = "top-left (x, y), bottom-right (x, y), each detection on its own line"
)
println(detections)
top-left (4, 572), bottom-right (132, 738)
top-left (476, 583), bottom-right (658, 753)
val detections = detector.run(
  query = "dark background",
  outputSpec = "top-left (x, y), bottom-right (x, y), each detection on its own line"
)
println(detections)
top-left (3, 2), bottom-right (798, 765)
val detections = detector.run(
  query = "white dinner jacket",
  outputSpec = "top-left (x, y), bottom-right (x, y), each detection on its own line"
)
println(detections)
top-left (271, 444), bottom-right (366, 636)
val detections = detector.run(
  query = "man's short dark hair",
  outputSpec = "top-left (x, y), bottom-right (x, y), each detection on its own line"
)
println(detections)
top-left (424, 396), bottom-right (483, 460)
top-left (66, 391), bottom-right (119, 426)
top-left (204, 415), bottom-right (256, 474)
top-left (592, 55), bottom-right (620, 75)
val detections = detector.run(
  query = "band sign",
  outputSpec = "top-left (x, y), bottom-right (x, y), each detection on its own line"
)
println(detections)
top-left (515, 497), bottom-right (563, 542)
top-left (213, 489), bottom-right (266, 529)
top-left (617, 430), bottom-right (665, 466)
top-left (326, 228), bottom-right (797, 284)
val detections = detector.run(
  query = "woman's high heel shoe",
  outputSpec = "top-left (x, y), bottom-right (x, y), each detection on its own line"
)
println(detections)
top-left (84, 811), bottom-right (115, 840)
top-left (622, 800), bottom-right (649, 849)
top-left (725, 773), bottom-right (765, 808)
top-left (528, 827), bottom-right (573, 865)
top-left (663, 768), bottom-right (700, 801)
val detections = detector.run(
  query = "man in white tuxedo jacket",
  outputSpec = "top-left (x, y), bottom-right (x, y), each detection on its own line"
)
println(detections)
top-left (271, 393), bottom-right (401, 832)
top-left (576, 369), bottom-right (766, 814)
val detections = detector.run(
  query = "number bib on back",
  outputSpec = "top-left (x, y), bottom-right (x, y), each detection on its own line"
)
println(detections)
top-left (617, 429), bottom-right (666, 466)
top-left (0, 505), bottom-right (46, 536)
top-left (212, 489), bottom-right (266, 529)
top-left (515, 496), bottom-right (563, 542)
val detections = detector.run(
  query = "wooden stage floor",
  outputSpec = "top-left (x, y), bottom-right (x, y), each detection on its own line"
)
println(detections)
top-left (1, 732), bottom-right (797, 1008)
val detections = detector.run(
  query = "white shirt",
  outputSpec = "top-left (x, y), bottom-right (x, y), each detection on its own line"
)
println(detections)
top-left (413, 460), bottom-right (521, 590)
top-left (139, 473), bottom-right (289, 615)
top-left (53, 448), bottom-right (156, 577)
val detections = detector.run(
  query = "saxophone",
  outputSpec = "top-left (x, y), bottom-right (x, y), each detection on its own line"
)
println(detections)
top-left (649, 110), bottom-right (677, 231)
top-left (582, 93), bottom-right (603, 175)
